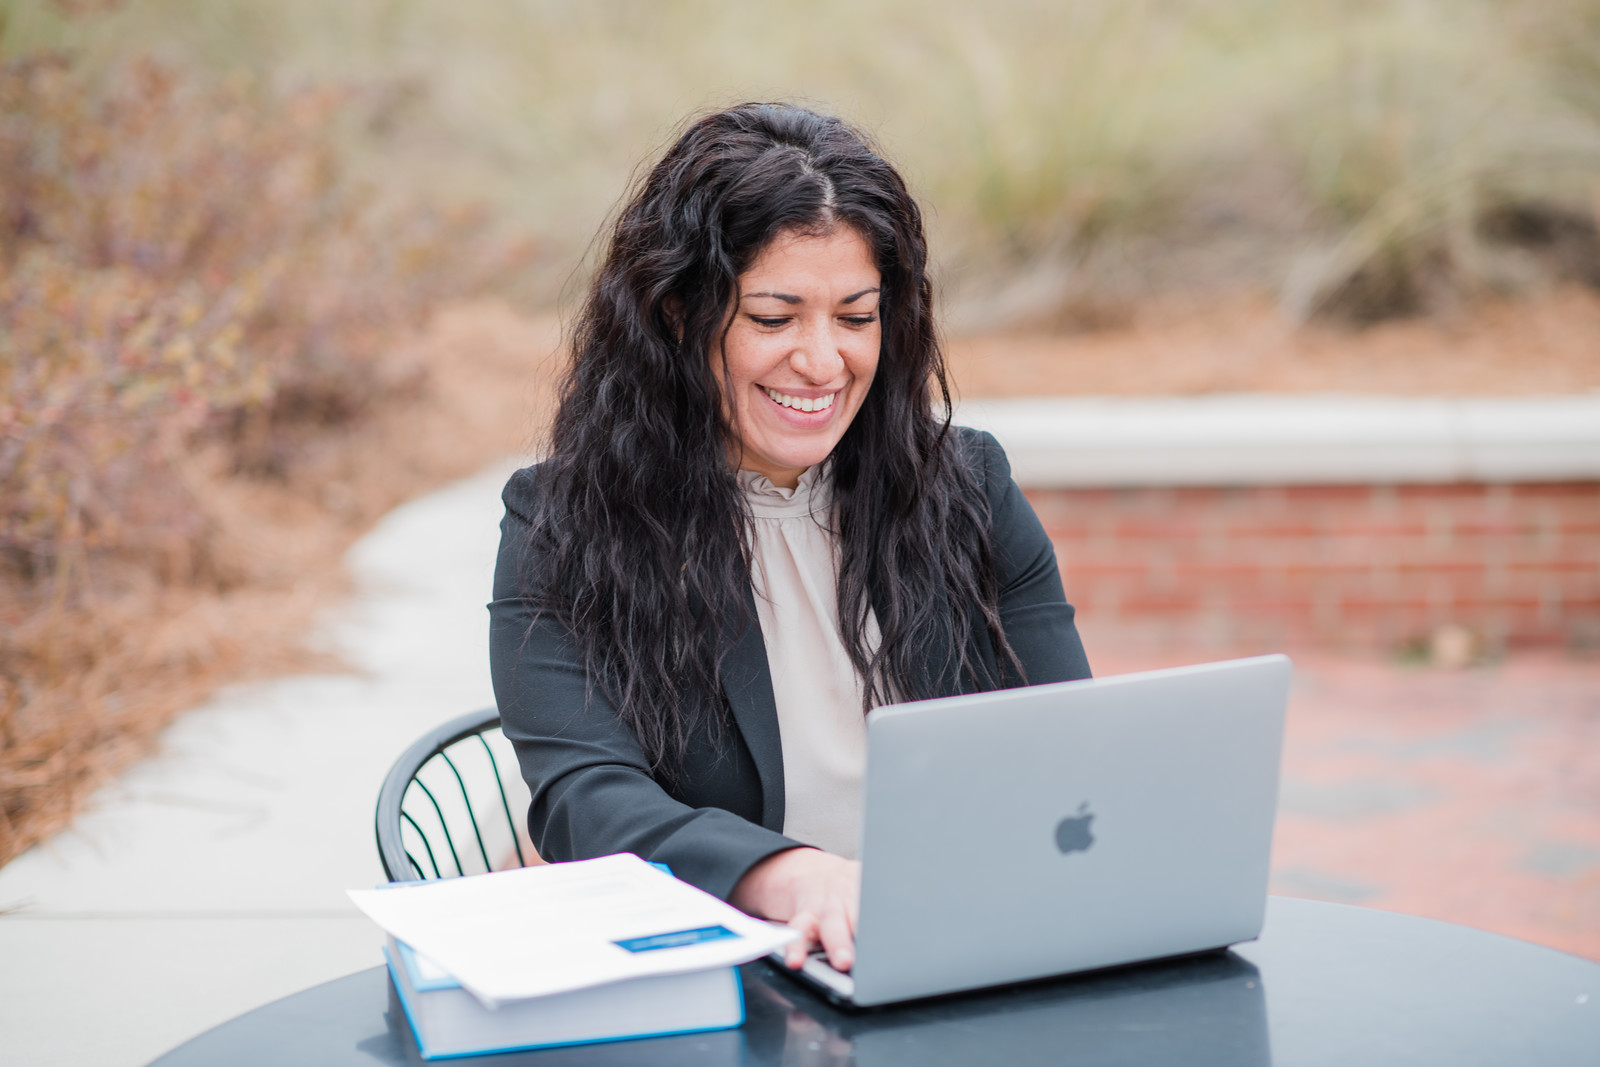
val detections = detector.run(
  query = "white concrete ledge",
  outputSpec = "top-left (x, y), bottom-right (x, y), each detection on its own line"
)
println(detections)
top-left (953, 395), bottom-right (1600, 488)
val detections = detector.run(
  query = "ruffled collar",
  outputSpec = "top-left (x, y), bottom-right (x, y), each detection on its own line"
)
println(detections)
top-left (738, 463), bottom-right (831, 519)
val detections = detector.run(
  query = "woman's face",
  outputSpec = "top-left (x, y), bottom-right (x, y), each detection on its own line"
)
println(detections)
top-left (718, 226), bottom-right (882, 489)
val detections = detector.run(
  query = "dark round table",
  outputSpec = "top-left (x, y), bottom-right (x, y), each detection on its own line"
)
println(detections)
top-left (148, 898), bottom-right (1598, 1066)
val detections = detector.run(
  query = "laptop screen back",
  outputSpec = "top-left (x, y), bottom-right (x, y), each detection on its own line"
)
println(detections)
top-left (849, 655), bottom-right (1291, 1006)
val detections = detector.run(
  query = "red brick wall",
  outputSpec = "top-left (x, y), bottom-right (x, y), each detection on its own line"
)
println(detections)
top-left (1027, 482), bottom-right (1600, 653)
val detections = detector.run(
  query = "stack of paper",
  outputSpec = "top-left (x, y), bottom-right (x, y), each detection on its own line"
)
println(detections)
top-left (349, 853), bottom-right (795, 1059)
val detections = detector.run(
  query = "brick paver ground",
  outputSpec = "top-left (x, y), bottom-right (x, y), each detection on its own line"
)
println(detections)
top-left (1094, 643), bottom-right (1600, 961)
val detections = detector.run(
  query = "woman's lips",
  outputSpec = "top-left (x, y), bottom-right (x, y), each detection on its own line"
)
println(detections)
top-left (761, 385), bottom-right (837, 413)
top-left (760, 385), bottom-right (839, 425)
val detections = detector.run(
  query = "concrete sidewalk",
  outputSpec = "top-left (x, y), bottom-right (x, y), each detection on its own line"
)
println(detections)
top-left (0, 457), bottom-right (527, 1067)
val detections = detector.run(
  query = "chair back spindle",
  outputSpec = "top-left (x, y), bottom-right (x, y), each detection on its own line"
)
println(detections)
top-left (374, 708), bottom-right (535, 883)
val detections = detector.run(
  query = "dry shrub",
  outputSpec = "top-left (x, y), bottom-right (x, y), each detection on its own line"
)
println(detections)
top-left (0, 50), bottom-right (529, 863)
top-left (1271, 0), bottom-right (1600, 323)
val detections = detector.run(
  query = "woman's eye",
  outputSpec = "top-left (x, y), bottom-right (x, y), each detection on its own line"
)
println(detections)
top-left (750, 316), bottom-right (789, 328)
top-left (842, 314), bottom-right (878, 327)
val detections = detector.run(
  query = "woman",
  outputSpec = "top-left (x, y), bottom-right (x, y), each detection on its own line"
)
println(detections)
top-left (489, 103), bottom-right (1090, 974)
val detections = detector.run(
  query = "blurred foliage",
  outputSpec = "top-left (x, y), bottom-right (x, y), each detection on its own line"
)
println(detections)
top-left (1272, 0), bottom-right (1600, 320)
top-left (4, 0), bottom-right (1595, 327)
top-left (0, 49), bottom-right (523, 589)
top-left (0, 22), bottom-right (527, 861)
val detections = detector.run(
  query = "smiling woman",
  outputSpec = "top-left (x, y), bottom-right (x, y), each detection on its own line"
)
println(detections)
top-left (723, 227), bottom-right (881, 488)
top-left (489, 103), bottom-right (1090, 974)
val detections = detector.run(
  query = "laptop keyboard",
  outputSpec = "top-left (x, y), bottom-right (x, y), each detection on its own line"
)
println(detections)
top-left (780, 949), bottom-right (856, 999)
top-left (763, 914), bottom-right (858, 999)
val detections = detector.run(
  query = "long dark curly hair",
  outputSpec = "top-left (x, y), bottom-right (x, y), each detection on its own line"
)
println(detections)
top-left (526, 102), bottom-right (1018, 775)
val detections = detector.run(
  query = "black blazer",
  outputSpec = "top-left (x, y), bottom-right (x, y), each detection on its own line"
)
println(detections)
top-left (488, 428), bottom-right (1091, 901)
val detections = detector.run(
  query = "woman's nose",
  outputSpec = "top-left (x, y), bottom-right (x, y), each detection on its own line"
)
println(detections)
top-left (789, 321), bottom-right (845, 383)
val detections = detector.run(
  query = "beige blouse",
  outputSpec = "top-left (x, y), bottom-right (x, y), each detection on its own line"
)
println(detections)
top-left (739, 466), bottom-right (872, 860)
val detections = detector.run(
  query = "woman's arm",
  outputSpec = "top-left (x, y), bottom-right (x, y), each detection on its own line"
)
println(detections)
top-left (490, 466), bottom-right (801, 902)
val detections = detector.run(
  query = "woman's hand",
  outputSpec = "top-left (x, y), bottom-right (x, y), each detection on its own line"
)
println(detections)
top-left (730, 847), bottom-right (861, 972)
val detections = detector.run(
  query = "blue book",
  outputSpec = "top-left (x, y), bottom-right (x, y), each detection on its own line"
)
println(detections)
top-left (384, 936), bottom-right (744, 1060)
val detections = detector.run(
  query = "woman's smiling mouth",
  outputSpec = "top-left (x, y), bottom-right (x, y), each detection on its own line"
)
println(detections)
top-left (762, 386), bottom-right (837, 414)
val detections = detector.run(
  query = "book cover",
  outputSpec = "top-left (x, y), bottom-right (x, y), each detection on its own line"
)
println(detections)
top-left (384, 936), bottom-right (745, 1060)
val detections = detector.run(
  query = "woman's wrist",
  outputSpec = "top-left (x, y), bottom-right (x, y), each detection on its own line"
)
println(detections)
top-left (729, 846), bottom-right (815, 920)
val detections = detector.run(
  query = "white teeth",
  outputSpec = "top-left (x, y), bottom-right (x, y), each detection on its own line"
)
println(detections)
top-left (763, 387), bottom-right (835, 413)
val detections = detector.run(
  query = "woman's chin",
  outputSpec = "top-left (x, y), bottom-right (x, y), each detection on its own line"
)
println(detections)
top-left (740, 442), bottom-right (837, 484)
top-left (741, 428), bottom-right (843, 472)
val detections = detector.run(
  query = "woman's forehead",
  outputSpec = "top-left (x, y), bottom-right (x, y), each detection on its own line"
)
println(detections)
top-left (738, 228), bottom-right (880, 297)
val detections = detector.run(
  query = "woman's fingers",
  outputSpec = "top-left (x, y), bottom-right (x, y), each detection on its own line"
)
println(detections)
top-left (817, 901), bottom-right (855, 972)
top-left (785, 910), bottom-right (820, 969)
top-left (785, 899), bottom-right (854, 971)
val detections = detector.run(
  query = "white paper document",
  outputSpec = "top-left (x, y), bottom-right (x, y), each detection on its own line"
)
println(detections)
top-left (349, 853), bottom-right (796, 1005)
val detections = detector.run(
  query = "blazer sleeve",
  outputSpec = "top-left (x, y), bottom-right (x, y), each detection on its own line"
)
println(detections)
top-left (970, 428), bottom-right (1093, 685)
top-left (488, 466), bottom-right (801, 901)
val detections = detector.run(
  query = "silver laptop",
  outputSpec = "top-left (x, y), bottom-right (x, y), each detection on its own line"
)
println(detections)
top-left (784, 654), bottom-right (1291, 1007)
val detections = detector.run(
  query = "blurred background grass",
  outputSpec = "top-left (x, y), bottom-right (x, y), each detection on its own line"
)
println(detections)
top-left (8, 0), bottom-right (1599, 324)
top-left (2, 0), bottom-right (1598, 863)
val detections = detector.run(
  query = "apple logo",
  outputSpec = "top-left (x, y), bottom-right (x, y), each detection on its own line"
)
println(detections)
top-left (1055, 802), bottom-right (1095, 855)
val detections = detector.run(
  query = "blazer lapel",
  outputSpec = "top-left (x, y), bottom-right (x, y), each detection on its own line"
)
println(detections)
top-left (719, 585), bottom-right (786, 831)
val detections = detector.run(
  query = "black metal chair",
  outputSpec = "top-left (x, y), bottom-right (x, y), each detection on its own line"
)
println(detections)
top-left (374, 707), bottom-right (535, 883)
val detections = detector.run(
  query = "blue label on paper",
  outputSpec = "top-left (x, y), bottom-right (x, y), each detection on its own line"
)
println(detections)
top-left (613, 925), bottom-right (740, 953)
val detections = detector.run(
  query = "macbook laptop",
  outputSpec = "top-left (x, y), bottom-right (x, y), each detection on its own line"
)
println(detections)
top-left (779, 654), bottom-right (1291, 1007)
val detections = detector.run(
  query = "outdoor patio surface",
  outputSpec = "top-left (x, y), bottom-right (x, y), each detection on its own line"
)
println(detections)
top-left (1, 455), bottom-right (1594, 1067)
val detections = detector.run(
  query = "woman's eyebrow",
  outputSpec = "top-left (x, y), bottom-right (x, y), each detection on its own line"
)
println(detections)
top-left (739, 286), bottom-right (881, 305)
